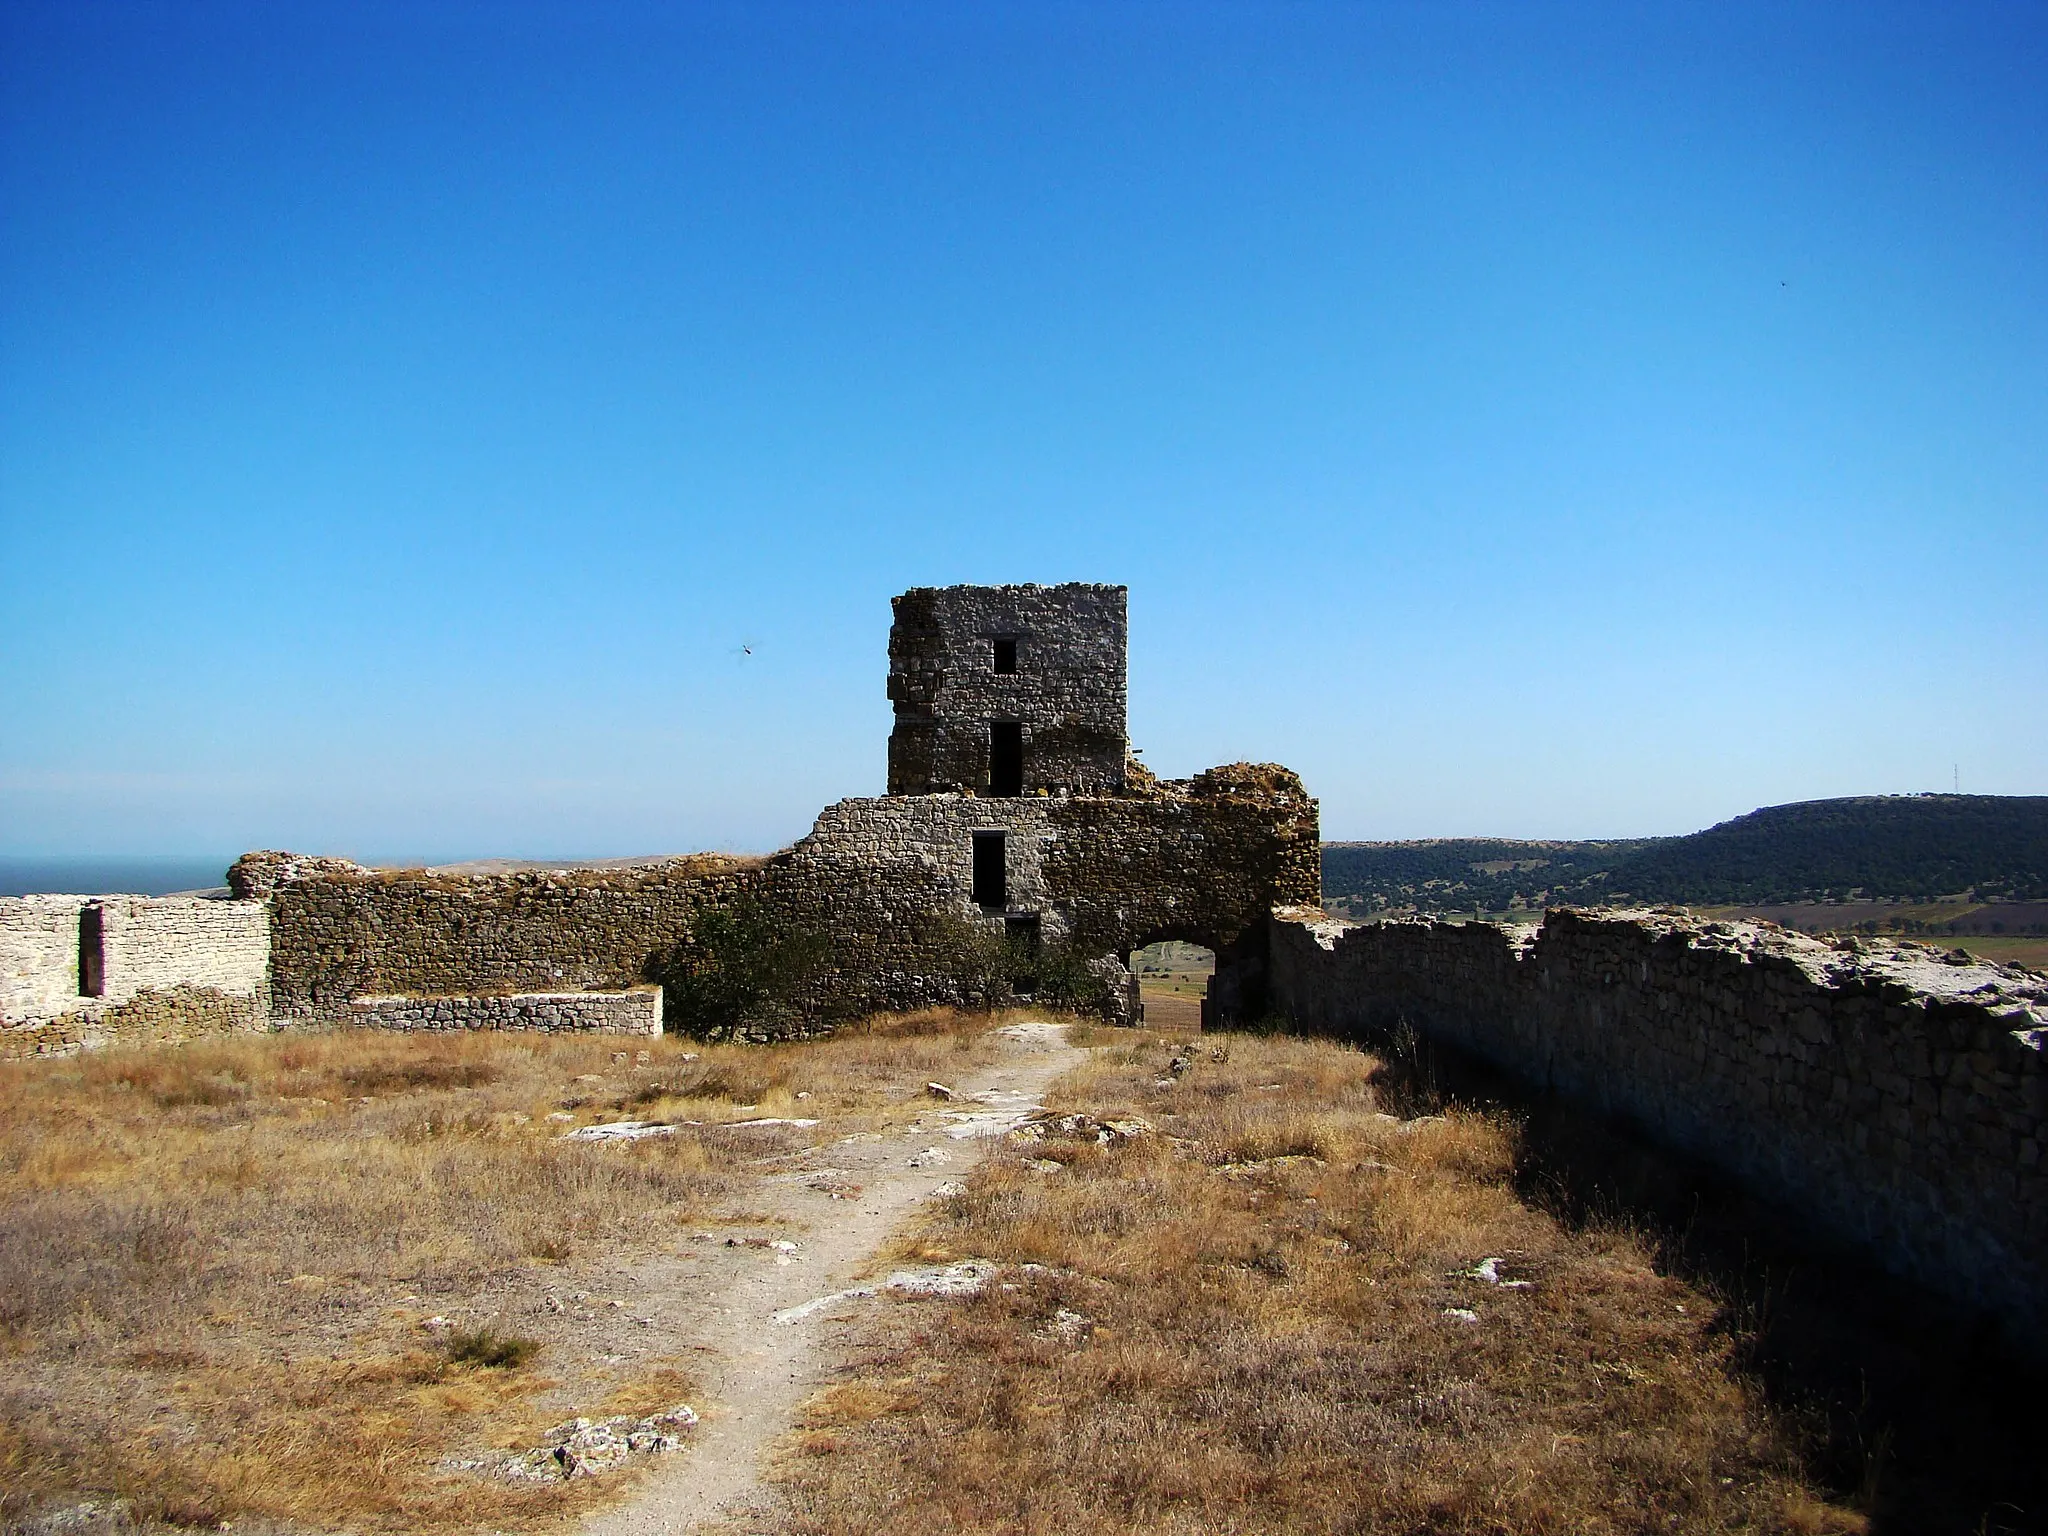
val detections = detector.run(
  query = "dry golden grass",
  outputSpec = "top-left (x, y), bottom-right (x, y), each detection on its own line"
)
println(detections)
top-left (764, 1031), bottom-right (1866, 1536)
top-left (0, 1012), bottom-right (1011, 1532)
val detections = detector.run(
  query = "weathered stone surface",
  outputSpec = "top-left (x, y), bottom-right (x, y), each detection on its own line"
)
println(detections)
top-left (887, 582), bottom-right (1128, 797)
top-left (255, 857), bottom-right (755, 1021)
top-left (345, 988), bottom-right (662, 1035)
top-left (1267, 906), bottom-right (2048, 1349)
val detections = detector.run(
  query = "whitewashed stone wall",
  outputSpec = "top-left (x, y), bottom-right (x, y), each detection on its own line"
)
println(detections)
top-left (2, 893), bottom-right (272, 1055)
top-left (98, 896), bottom-right (270, 1008)
top-left (0, 896), bottom-right (89, 1020)
top-left (1, 894), bottom-right (269, 1027)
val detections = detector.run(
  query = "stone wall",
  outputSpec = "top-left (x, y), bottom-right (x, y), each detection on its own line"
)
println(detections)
top-left (753, 762), bottom-right (1321, 1027)
top-left (1267, 907), bottom-right (2048, 1347)
top-left (887, 583), bottom-right (1129, 796)
top-left (2, 893), bottom-right (271, 1055)
top-left (1, 895), bottom-right (89, 1021)
top-left (345, 989), bottom-right (662, 1035)
top-left (5, 986), bottom-right (265, 1060)
top-left (238, 853), bottom-right (756, 1023)
top-left (246, 764), bottom-right (1318, 1037)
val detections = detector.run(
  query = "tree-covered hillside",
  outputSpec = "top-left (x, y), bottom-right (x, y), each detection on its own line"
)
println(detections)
top-left (1323, 795), bottom-right (2048, 912)
top-left (1319, 838), bottom-right (1660, 914)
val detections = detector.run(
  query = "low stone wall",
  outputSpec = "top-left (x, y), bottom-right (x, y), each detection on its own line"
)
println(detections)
top-left (236, 854), bottom-right (756, 1022)
top-left (345, 989), bottom-right (663, 1035)
top-left (1267, 907), bottom-right (2048, 1348)
top-left (2, 985), bottom-right (265, 1060)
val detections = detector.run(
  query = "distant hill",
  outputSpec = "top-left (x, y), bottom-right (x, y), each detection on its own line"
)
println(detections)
top-left (1322, 795), bottom-right (2048, 913)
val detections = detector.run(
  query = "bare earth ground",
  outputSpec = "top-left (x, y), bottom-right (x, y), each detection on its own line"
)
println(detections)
top-left (582, 1020), bottom-right (1078, 1534)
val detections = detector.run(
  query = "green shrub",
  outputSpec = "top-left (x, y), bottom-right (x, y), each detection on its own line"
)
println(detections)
top-left (652, 892), bottom-right (829, 1038)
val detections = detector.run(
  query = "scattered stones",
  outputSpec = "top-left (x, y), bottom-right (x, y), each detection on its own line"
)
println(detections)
top-left (1010, 1111), bottom-right (1154, 1145)
top-left (562, 1114), bottom-right (818, 1142)
top-left (1442, 1307), bottom-right (1481, 1323)
top-left (1035, 1307), bottom-right (1093, 1342)
top-left (908, 1146), bottom-right (953, 1168)
top-left (931, 1179), bottom-right (968, 1197)
top-left (493, 1406), bottom-right (698, 1481)
top-left (1465, 1256), bottom-right (1535, 1289)
top-left (774, 1261), bottom-right (997, 1325)
top-left (1214, 1154), bottom-right (1325, 1178)
top-left (938, 1089), bottom-right (1047, 1138)
top-left (562, 1119), bottom-right (676, 1142)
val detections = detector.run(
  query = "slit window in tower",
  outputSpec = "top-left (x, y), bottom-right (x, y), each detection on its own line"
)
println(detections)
top-left (992, 637), bottom-right (1018, 674)
top-left (989, 720), bottom-right (1024, 796)
top-left (972, 832), bottom-right (1008, 908)
top-left (78, 904), bottom-right (105, 998)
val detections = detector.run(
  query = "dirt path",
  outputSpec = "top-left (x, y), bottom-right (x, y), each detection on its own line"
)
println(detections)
top-left (581, 1020), bottom-right (1080, 1535)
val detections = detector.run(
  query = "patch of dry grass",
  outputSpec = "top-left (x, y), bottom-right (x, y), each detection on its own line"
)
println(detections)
top-left (0, 1011), bottom-right (1011, 1531)
top-left (765, 1032), bottom-right (1865, 1536)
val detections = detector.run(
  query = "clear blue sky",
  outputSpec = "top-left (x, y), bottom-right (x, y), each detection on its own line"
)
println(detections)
top-left (2, 1), bottom-right (2042, 861)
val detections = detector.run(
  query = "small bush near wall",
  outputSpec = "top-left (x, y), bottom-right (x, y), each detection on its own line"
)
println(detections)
top-left (914, 915), bottom-right (1112, 1015)
top-left (650, 894), bottom-right (829, 1038)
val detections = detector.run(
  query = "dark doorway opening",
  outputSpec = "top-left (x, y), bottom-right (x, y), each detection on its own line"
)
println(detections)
top-left (1005, 913), bottom-right (1042, 994)
top-left (991, 637), bottom-right (1018, 674)
top-left (971, 831), bottom-right (1007, 908)
top-left (78, 904), bottom-right (106, 998)
top-left (989, 720), bottom-right (1024, 796)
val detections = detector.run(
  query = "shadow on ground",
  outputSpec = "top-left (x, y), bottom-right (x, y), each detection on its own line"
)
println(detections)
top-left (1364, 1025), bottom-right (2047, 1536)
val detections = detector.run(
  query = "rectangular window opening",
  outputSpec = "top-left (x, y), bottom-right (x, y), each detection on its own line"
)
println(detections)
top-left (78, 904), bottom-right (106, 998)
top-left (971, 831), bottom-right (1008, 908)
top-left (989, 720), bottom-right (1024, 796)
top-left (991, 637), bottom-right (1018, 674)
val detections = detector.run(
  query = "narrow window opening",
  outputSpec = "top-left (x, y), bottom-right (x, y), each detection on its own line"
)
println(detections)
top-left (989, 720), bottom-right (1024, 796)
top-left (78, 904), bottom-right (106, 998)
top-left (991, 637), bottom-right (1018, 674)
top-left (971, 831), bottom-right (1008, 908)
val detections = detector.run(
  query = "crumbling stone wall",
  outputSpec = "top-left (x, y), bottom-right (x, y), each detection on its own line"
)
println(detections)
top-left (237, 583), bottom-right (1317, 1035)
top-left (345, 988), bottom-right (662, 1035)
top-left (2, 985), bottom-right (263, 1060)
top-left (749, 762), bottom-right (1320, 1027)
top-left (887, 583), bottom-right (1128, 796)
top-left (1267, 907), bottom-right (2048, 1347)
top-left (237, 853), bottom-right (756, 1022)
top-left (246, 764), bottom-right (1318, 1035)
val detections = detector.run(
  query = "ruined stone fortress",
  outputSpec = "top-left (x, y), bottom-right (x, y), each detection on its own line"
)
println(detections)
top-left (2, 582), bottom-right (2043, 1349)
top-left (1, 584), bottom-right (1322, 1050)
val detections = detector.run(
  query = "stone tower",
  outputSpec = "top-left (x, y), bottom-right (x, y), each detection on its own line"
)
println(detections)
top-left (886, 583), bottom-right (1128, 797)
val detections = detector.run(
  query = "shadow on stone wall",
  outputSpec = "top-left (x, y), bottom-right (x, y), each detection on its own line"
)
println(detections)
top-left (1368, 1031), bottom-right (2048, 1536)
